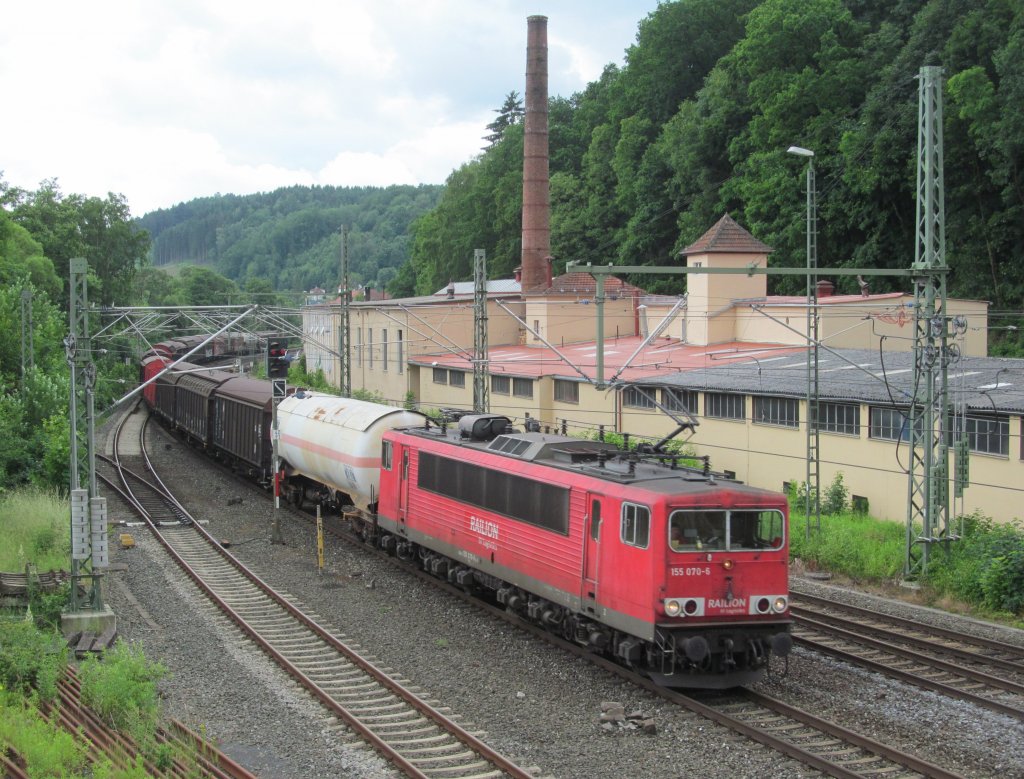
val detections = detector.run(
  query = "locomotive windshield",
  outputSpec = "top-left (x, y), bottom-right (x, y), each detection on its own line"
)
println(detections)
top-left (668, 509), bottom-right (784, 552)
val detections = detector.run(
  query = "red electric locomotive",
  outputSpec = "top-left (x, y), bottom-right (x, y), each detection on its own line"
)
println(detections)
top-left (372, 413), bottom-right (792, 688)
top-left (141, 353), bottom-right (791, 689)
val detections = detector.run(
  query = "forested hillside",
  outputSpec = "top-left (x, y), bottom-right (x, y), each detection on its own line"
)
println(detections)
top-left (138, 184), bottom-right (443, 294)
top-left (398, 0), bottom-right (1022, 350)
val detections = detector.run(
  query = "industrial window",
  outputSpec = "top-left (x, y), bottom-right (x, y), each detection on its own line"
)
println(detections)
top-left (663, 388), bottom-right (697, 414)
top-left (813, 402), bottom-right (860, 435)
top-left (397, 330), bottom-right (404, 374)
top-left (449, 370), bottom-right (466, 388)
top-left (620, 503), bottom-right (650, 549)
top-left (753, 396), bottom-right (798, 428)
top-left (381, 329), bottom-right (388, 372)
top-left (381, 440), bottom-right (392, 470)
top-left (962, 414), bottom-right (1008, 456)
top-left (513, 377), bottom-right (534, 399)
top-left (533, 319), bottom-right (540, 341)
top-left (554, 379), bottom-right (579, 404)
top-left (418, 452), bottom-right (569, 534)
top-left (492, 375), bottom-right (511, 395)
top-left (705, 392), bottom-right (744, 420)
top-left (869, 407), bottom-right (919, 441)
top-left (623, 386), bottom-right (656, 409)
top-left (433, 367), bottom-right (448, 384)
top-left (356, 328), bottom-right (362, 367)
top-left (368, 328), bottom-right (374, 369)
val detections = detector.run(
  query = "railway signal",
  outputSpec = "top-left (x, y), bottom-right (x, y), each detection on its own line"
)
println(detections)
top-left (266, 340), bottom-right (289, 378)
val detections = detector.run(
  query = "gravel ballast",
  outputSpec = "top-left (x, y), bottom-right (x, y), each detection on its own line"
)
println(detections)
top-left (100, 420), bottom-right (1024, 778)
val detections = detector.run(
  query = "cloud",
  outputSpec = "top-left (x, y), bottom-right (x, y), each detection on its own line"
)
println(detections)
top-left (0, 1), bottom-right (655, 214)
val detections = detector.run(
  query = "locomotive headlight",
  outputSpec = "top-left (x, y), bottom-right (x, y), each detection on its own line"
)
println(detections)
top-left (664, 599), bottom-right (682, 617)
top-left (772, 596), bottom-right (789, 613)
top-left (722, 558), bottom-right (734, 570)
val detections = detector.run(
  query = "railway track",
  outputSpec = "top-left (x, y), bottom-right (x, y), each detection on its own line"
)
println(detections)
top-left (140, 410), bottom-right (987, 779)
top-left (789, 593), bottom-right (1024, 720)
top-left (283, 506), bottom-right (966, 779)
top-left (101, 406), bottom-right (545, 779)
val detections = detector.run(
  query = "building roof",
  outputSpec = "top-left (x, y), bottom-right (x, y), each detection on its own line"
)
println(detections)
top-left (762, 292), bottom-right (906, 306)
top-left (653, 347), bottom-right (1024, 414)
top-left (680, 213), bottom-right (773, 257)
top-left (537, 271), bottom-right (645, 298)
top-left (414, 332), bottom-right (1024, 415)
top-left (434, 279), bottom-right (522, 296)
top-left (411, 336), bottom-right (804, 384)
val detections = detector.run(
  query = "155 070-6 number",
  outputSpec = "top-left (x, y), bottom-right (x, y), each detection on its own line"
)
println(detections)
top-left (670, 566), bottom-right (711, 577)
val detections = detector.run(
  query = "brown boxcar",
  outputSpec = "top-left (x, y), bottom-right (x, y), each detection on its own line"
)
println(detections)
top-left (211, 376), bottom-right (273, 476)
top-left (174, 368), bottom-right (234, 445)
top-left (153, 361), bottom-right (197, 425)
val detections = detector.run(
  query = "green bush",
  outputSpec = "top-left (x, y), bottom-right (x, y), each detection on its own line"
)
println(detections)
top-left (79, 640), bottom-right (167, 739)
top-left (788, 473), bottom-right (849, 516)
top-left (822, 473), bottom-right (849, 515)
top-left (0, 619), bottom-right (68, 702)
top-left (926, 513), bottom-right (1024, 616)
top-left (28, 581), bottom-right (71, 631)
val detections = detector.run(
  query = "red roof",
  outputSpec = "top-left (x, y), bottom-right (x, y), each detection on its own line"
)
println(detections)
top-left (412, 336), bottom-right (804, 383)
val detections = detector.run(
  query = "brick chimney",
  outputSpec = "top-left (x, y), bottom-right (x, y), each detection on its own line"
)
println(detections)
top-left (520, 15), bottom-right (551, 293)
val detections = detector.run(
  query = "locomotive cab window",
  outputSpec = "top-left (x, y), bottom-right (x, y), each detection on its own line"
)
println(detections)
top-left (381, 440), bottom-right (393, 471)
top-left (669, 509), bottom-right (784, 552)
top-left (621, 503), bottom-right (650, 549)
top-left (730, 510), bottom-right (784, 550)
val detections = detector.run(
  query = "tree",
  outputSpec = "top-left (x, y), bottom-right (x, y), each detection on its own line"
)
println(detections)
top-left (8, 180), bottom-right (150, 308)
top-left (0, 210), bottom-right (61, 300)
top-left (483, 91), bottom-right (524, 148)
top-left (177, 266), bottom-right (241, 306)
top-left (77, 193), bottom-right (151, 307)
top-left (131, 266), bottom-right (184, 306)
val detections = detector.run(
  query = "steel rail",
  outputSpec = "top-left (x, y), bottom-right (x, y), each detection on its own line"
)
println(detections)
top-left (305, 519), bottom-right (963, 779)
top-left (792, 591), bottom-right (1024, 673)
top-left (793, 628), bottom-right (1023, 719)
top-left (108, 409), bottom-right (535, 779)
top-left (141, 406), bottom-right (969, 779)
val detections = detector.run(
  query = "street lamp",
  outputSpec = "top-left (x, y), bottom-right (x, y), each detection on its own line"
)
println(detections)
top-left (787, 145), bottom-right (820, 537)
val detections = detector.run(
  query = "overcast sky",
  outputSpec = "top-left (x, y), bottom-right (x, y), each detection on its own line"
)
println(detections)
top-left (2, 1), bottom-right (660, 216)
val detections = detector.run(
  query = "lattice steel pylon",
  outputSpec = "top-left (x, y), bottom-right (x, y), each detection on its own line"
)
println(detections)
top-left (905, 65), bottom-right (954, 578)
top-left (473, 249), bottom-right (489, 413)
top-left (66, 258), bottom-right (105, 611)
top-left (339, 225), bottom-right (352, 397)
top-left (804, 159), bottom-right (821, 538)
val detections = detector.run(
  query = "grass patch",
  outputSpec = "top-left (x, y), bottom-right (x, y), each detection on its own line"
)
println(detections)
top-left (789, 511), bottom-right (905, 581)
top-left (789, 479), bottom-right (1024, 625)
top-left (0, 689), bottom-right (88, 777)
top-left (0, 488), bottom-right (69, 572)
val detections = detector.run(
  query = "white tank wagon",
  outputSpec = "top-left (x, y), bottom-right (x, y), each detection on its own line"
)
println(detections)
top-left (277, 393), bottom-right (426, 511)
